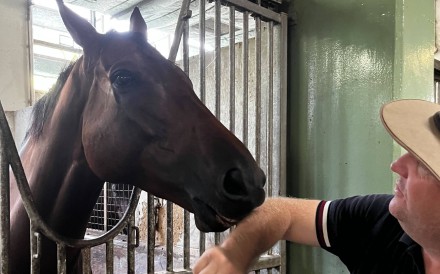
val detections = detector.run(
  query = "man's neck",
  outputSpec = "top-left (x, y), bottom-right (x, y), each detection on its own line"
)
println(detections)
top-left (423, 248), bottom-right (440, 274)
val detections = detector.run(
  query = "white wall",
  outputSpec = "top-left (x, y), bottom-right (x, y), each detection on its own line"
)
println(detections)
top-left (0, 0), bottom-right (31, 111)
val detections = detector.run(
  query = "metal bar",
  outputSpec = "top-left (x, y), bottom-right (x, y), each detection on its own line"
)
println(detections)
top-left (147, 194), bottom-right (155, 273)
top-left (214, 0), bottom-right (222, 246)
top-left (81, 248), bottom-right (92, 274)
top-left (57, 243), bottom-right (67, 274)
top-left (30, 226), bottom-right (41, 274)
top-left (199, 0), bottom-right (207, 256)
top-left (106, 241), bottom-right (114, 274)
top-left (199, 0), bottom-right (206, 103)
top-left (249, 255), bottom-right (282, 271)
top-left (268, 21), bottom-right (274, 198)
top-left (166, 202), bottom-right (174, 271)
top-left (215, 0), bottom-right (222, 119)
top-left (33, 39), bottom-right (83, 54)
top-left (255, 1), bottom-right (262, 165)
top-left (199, 231), bottom-right (206, 256)
top-left (229, 6), bottom-right (236, 134)
top-left (267, 21), bottom-right (275, 260)
top-left (182, 10), bottom-right (191, 270)
top-left (168, 0), bottom-right (191, 62)
top-left (0, 107), bottom-right (9, 274)
top-left (127, 215), bottom-right (136, 274)
top-left (278, 13), bottom-right (289, 274)
top-left (104, 182), bottom-right (108, 231)
top-left (222, 0), bottom-right (282, 23)
top-left (242, 11), bottom-right (249, 146)
top-left (27, 2), bottom-right (35, 106)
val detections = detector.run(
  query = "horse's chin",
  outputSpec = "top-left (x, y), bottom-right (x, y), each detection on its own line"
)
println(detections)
top-left (192, 198), bottom-right (238, 232)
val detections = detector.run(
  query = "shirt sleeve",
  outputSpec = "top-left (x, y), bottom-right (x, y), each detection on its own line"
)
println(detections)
top-left (315, 195), bottom-right (396, 267)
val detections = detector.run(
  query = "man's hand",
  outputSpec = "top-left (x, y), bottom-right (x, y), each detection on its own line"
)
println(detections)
top-left (192, 246), bottom-right (247, 274)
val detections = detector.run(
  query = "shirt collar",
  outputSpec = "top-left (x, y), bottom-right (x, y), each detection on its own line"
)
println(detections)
top-left (399, 232), bottom-right (416, 246)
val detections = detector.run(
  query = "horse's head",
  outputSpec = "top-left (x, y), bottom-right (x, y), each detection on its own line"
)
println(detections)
top-left (56, 1), bottom-right (265, 232)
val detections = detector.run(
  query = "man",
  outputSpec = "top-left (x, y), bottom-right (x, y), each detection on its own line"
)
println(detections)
top-left (193, 99), bottom-right (440, 274)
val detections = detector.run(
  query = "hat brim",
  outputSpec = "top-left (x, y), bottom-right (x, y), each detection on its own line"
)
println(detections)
top-left (380, 99), bottom-right (440, 181)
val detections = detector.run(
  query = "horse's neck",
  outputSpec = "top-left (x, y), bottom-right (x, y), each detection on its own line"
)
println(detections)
top-left (11, 71), bottom-right (103, 238)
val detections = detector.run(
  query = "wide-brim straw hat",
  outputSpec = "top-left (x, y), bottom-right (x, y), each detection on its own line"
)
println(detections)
top-left (381, 99), bottom-right (440, 181)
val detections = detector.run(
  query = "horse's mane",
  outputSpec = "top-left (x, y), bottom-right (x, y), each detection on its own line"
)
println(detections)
top-left (25, 61), bottom-right (77, 140)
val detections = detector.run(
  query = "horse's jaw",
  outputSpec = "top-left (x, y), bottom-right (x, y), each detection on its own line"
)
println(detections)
top-left (192, 198), bottom-right (240, 232)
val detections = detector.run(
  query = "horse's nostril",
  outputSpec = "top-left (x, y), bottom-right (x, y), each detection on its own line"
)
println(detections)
top-left (223, 168), bottom-right (248, 197)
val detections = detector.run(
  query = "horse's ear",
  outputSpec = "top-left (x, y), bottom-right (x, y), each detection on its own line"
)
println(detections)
top-left (130, 7), bottom-right (147, 38)
top-left (56, 0), bottom-right (100, 52)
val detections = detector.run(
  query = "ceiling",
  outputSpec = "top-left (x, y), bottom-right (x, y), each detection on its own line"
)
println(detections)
top-left (31, 0), bottom-right (282, 86)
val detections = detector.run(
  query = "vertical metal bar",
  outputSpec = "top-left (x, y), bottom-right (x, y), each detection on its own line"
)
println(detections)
top-left (242, 11), bottom-right (249, 147)
top-left (106, 241), bottom-right (114, 274)
top-left (81, 248), bottom-right (92, 274)
top-left (57, 243), bottom-right (67, 274)
top-left (199, 0), bottom-right (206, 256)
top-left (255, 1), bottom-right (262, 165)
top-left (214, 0), bottom-right (222, 246)
top-left (147, 194), bottom-right (155, 273)
top-left (199, 0), bottom-right (206, 103)
top-left (26, 2), bottom-right (35, 106)
top-left (229, 6), bottom-right (236, 134)
top-left (215, 0), bottom-right (222, 119)
top-left (30, 226), bottom-right (41, 274)
top-left (265, 17), bottom-right (276, 262)
top-left (104, 182), bottom-right (108, 231)
top-left (0, 116), bottom-right (9, 274)
top-left (166, 202), bottom-right (173, 271)
top-left (182, 11), bottom-right (191, 270)
top-left (268, 22), bottom-right (274, 200)
top-left (127, 215), bottom-right (136, 274)
top-left (168, 0), bottom-right (192, 62)
top-left (279, 13), bottom-right (289, 274)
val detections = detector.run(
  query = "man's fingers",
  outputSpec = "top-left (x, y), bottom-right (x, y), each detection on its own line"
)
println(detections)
top-left (192, 253), bottom-right (210, 274)
top-left (193, 247), bottom-right (243, 274)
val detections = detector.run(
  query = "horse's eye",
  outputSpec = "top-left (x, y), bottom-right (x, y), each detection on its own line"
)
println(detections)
top-left (110, 70), bottom-right (136, 89)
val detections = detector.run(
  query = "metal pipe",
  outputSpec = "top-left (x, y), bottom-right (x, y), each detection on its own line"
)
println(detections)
top-left (147, 194), bottom-right (155, 273)
top-left (30, 226), bottom-right (41, 274)
top-left (27, 2), bottom-right (35, 106)
top-left (278, 13), bottom-right (289, 274)
top-left (57, 243), bottom-right (67, 274)
top-left (215, 0), bottom-right (221, 120)
top-left (168, 0), bottom-right (191, 62)
top-left (199, 0), bottom-right (206, 103)
top-left (81, 248), bottom-right (92, 274)
top-left (268, 21), bottom-right (274, 206)
top-left (106, 241), bottom-right (114, 274)
top-left (0, 102), bottom-right (10, 274)
top-left (222, 0), bottom-right (282, 23)
top-left (104, 183), bottom-right (108, 231)
top-left (255, 1), bottom-right (262, 165)
top-left (166, 202), bottom-right (173, 271)
top-left (229, 6), bottom-right (236, 135)
top-left (127, 215), bottom-right (136, 274)
top-left (198, 0), bottom-right (207, 256)
top-left (242, 11), bottom-right (249, 147)
top-left (183, 12), bottom-right (191, 270)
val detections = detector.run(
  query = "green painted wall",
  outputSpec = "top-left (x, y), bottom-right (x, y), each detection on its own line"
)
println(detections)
top-left (285, 0), bottom-right (434, 273)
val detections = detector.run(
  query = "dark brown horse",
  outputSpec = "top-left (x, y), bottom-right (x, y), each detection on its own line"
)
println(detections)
top-left (8, 1), bottom-right (265, 273)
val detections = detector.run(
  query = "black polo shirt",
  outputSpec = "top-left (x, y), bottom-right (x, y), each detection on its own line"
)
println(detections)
top-left (315, 194), bottom-right (425, 273)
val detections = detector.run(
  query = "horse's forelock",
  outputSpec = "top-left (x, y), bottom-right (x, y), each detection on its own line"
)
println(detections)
top-left (25, 61), bottom-right (77, 140)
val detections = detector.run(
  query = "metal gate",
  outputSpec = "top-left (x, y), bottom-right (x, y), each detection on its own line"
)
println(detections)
top-left (1, 0), bottom-right (288, 273)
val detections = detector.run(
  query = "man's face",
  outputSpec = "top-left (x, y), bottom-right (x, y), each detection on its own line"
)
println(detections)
top-left (389, 153), bottom-right (440, 241)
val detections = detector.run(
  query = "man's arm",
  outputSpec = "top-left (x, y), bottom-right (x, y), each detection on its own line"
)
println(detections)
top-left (193, 197), bottom-right (321, 274)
